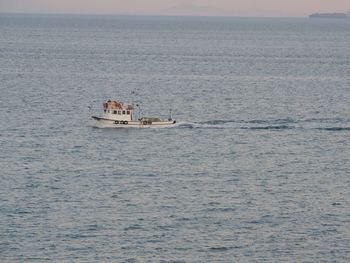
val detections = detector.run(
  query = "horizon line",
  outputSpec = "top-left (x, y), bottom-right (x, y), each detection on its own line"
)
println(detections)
top-left (0, 11), bottom-right (307, 18)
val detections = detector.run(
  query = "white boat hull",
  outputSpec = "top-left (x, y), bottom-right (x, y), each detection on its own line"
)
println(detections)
top-left (92, 116), bottom-right (176, 129)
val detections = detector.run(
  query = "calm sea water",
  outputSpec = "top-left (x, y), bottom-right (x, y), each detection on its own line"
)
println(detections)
top-left (1, 14), bottom-right (350, 262)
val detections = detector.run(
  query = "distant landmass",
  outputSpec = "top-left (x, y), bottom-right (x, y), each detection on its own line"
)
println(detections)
top-left (309, 12), bottom-right (350, 18)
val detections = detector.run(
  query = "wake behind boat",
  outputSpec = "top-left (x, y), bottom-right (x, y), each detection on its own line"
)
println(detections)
top-left (92, 100), bottom-right (176, 128)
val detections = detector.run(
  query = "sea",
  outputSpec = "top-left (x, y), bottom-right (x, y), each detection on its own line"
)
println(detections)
top-left (0, 14), bottom-right (349, 262)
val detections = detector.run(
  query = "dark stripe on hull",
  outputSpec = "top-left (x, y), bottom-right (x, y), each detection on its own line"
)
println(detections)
top-left (92, 116), bottom-right (176, 127)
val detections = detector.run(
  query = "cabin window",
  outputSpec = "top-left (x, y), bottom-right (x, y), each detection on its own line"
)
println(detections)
top-left (113, 110), bottom-right (117, 114)
top-left (104, 110), bottom-right (106, 113)
top-left (122, 110), bottom-right (126, 115)
top-left (118, 110), bottom-right (121, 115)
top-left (127, 111), bottom-right (130, 115)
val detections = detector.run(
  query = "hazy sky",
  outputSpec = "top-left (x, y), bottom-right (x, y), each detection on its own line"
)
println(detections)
top-left (1, 0), bottom-right (349, 17)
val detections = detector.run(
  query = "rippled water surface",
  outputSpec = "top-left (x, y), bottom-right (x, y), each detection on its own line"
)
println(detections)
top-left (1, 14), bottom-right (350, 262)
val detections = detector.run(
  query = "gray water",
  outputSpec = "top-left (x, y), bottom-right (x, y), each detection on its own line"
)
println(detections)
top-left (0, 14), bottom-right (350, 262)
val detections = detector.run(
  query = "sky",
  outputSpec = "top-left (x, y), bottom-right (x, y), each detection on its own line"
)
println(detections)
top-left (0, 0), bottom-right (349, 17)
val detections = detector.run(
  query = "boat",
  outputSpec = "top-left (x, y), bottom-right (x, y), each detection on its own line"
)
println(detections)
top-left (92, 100), bottom-right (176, 128)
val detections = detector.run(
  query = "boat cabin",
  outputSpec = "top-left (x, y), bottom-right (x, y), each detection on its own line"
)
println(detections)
top-left (102, 100), bottom-right (134, 121)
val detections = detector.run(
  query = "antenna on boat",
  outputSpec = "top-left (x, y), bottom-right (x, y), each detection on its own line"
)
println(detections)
top-left (136, 103), bottom-right (142, 120)
top-left (168, 108), bottom-right (173, 121)
top-left (130, 90), bottom-right (136, 106)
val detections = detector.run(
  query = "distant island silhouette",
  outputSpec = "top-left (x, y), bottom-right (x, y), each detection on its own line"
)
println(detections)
top-left (309, 11), bottom-right (350, 18)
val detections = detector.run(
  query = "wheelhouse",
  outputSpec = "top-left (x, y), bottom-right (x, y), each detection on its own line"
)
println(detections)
top-left (102, 100), bottom-right (134, 121)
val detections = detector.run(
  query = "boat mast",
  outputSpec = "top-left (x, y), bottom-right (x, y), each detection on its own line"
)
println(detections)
top-left (168, 108), bottom-right (173, 121)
